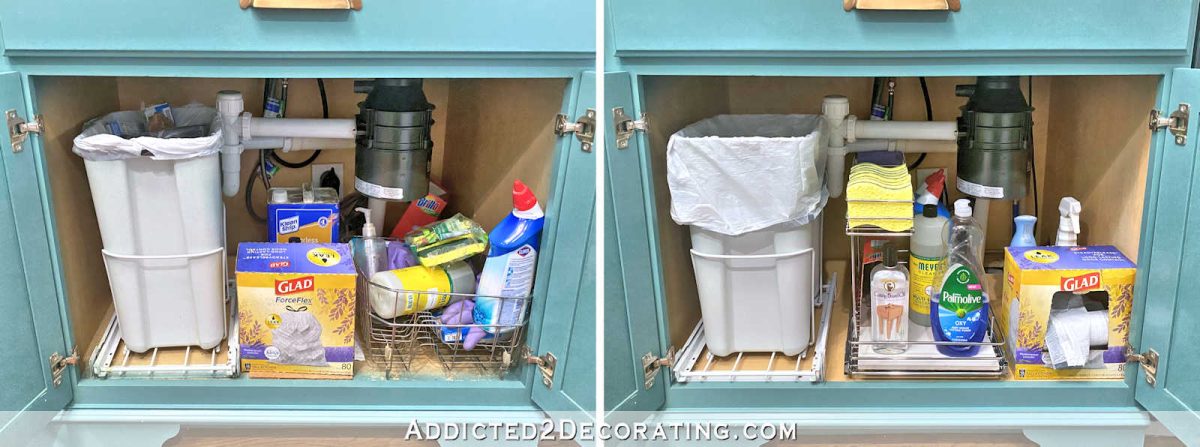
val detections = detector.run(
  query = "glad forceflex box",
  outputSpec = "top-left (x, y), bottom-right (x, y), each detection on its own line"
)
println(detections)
top-left (236, 243), bottom-right (356, 379)
top-left (1000, 246), bottom-right (1136, 381)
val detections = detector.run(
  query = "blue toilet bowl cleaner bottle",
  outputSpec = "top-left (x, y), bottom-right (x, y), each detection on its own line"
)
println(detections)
top-left (474, 180), bottom-right (544, 334)
top-left (931, 199), bottom-right (990, 356)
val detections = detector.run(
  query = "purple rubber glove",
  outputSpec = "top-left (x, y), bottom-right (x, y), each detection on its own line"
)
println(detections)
top-left (440, 300), bottom-right (487, 350)
top-left (386, 241), bottom-right (418, 270)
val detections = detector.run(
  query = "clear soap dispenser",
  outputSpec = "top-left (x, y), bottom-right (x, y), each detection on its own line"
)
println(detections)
top-left (871, 242), bottom-right (910, 354)
top-left (352, 207), bottom-right (389, 279)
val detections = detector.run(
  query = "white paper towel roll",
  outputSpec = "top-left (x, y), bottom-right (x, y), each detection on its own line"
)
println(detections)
top-left (1045, 307), bottom-right (1109, 369)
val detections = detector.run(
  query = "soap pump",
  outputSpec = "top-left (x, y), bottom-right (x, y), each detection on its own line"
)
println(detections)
top-left (353, 207), bottom-right (390, 279)
top-left (1055, 197), bottom-right (1082, 247)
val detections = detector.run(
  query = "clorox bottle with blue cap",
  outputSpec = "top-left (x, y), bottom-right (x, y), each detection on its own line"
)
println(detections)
top-left (474, 179), bottom-right (544, 334)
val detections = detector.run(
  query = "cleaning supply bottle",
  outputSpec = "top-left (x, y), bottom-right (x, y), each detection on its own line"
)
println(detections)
top-left (909, 204), bottom-right (947, 326)
top-left (369, 261), bottom-right (475, 319)
top-left (870, 243), bottom-right (909, 354)
top-left (1055, 197), bottom-right (1081, 247)
top-left (351, 207), bottom-right (389, 279)
top-left (474, 180), bottom-right (545, 334)
top-left (1011, 215), bottom-right (1038, 247)
top-left (931, 199), bottom-right (989, 357)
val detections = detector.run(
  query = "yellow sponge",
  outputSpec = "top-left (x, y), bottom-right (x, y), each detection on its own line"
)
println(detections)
top-left (846, 162), bottom-right (913, 231)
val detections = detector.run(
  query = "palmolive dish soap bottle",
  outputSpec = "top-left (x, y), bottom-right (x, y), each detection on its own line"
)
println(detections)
top-left (930, 199), bottom-right (989, 357)
top-left (474, 180), bottom-right (544, 334)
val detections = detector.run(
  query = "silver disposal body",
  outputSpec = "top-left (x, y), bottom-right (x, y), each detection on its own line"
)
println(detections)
top-left (354, 78), bottom-right (433, 201)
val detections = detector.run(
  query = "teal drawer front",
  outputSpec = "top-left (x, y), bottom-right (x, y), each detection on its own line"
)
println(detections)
top-left (610, 0), bottom-right (1196, 56)
top-left (0, 1), bottom-right (594, 56)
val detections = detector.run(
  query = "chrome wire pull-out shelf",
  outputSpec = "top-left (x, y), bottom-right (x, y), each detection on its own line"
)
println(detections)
top-left (90, 294), bottom-right (239, 379)
top-left (672, 274), bottom-right (836, 383)
top-left (844, 220), bottom-right (1007, 379)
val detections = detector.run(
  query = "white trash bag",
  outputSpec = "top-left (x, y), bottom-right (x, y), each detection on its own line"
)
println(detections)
top-left (667, 114), bottom-right (828, 236)
top-left (270, 308), bottom-right (328, 367)
top-left (73, 105), bottom-right (222, 160)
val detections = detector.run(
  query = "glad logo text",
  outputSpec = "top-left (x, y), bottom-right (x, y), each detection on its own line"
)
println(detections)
top-left (276, 276), bottom-right (315, 295)
top-left (1061, 272), bottom-right (1101, 292)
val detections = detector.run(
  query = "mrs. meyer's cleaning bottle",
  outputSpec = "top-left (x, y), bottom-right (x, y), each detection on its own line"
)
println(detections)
top-left (474, 180), bottom-right (544, 334)
top-left (930, 199), bottom-right (989, 357)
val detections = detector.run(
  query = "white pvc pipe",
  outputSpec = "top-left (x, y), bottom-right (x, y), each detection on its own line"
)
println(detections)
top-left (246, 118), bottom-right (357, 140)
top-left (854, 120), bottom-right (958, 141)
top-left (216, 91), bottom-right (245, 198)
top-left (242, 137), bottom-right (356, 151)
top-left (367, 197), bottom-right (387, 236)
top-left (845, 139), bottom-right (958, 154)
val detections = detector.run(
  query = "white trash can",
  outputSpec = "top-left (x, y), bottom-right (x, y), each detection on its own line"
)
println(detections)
top-left (668, 114), bottom-right (828, 356)
top-left (689, 218), bottom-right (823, 356)
top-left (74, 106), bottom-right (226, 353)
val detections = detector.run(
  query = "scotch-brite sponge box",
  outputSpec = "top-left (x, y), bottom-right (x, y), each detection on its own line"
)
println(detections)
top-left (1000, 246), bottom-right (1136, 380)
top-left (236, 243), bottom-right (356, 379)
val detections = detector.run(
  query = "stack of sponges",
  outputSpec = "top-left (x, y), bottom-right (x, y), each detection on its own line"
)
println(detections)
top-left (846, 162), bottom-right (914, 232)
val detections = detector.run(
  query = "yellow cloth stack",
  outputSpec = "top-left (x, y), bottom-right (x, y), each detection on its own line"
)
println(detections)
top-left (846, 163), bottom-right (913, 232)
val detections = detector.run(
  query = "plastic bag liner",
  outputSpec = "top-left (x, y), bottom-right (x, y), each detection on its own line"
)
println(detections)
top-left (72, 105), bottom-right (222, 161)
top-left (667, 114), bottom-right (828, 236)
top-left (270, 308), bottom-right (328, 367)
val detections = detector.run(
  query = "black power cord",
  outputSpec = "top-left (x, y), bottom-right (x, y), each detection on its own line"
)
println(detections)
top-left (270, 78), bottom-right (328, 168)
top-left (1027, 75), bottom-right (1040, 236)
top-left (908, 77), bottom-right (934, 171)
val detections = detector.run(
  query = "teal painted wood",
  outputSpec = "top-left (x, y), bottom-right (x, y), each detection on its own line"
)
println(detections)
top-left (619, 70), bottom-right (1182, 414)
top-left (609, 0), bottom-right (1197, 56)
top-left (0, 71), bottom-right (71, 439)
top-left (529, 72), bottom-right (596, 415)
top-left (8, 56), bottom-right (590, 80)
top-left (0, 1), bottom-right (594, 57)
top-left (15, 68), bottom-right (588, 411)
top-left (72, 377), bottom-right (537, 410)
top-left (603, 71), bottom-right (667, 413)
top-left (1133, 68), bottom-right (1200, 447)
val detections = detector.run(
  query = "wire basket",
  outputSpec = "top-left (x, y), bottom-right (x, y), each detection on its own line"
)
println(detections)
top-left (353, 245), bottom-right (531, 379)
top-left (842, 219), bottom-right (1007, 378)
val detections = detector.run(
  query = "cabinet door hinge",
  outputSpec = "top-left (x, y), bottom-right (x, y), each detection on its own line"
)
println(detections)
top-left (613, 107), bottom-right (648, 150)
top-left (7, 109), bottom-right (44, 153)
top-left (49, 347), bottom-right (79, 388)
top-left (1150, 103), bottom-right (1188, 146)
top-left (642, 346), bottom-right (676, 390)
top-left (1126, 347), bottom-right (1159, 387)
top-left (522, 346), bottom-right (557, 389)
top-left (555, 109), bottom-right (596, 152)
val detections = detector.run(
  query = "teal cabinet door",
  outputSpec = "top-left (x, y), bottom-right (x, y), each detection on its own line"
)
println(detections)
top-left (609, 0), bottom-right (1195, 57)
top-left (1134, 68), bottom-right (1200, 446)
top-left (529, 72), bottom-right (596, 415)
top-left (0, 1), bottom-right (594, 57)
top-left (0, 71), bottom-right (71, 441)
top-left (603, 72), bottom-right (667, 412)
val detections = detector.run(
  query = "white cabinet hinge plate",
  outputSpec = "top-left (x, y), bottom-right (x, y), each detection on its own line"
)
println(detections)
top-left (7, 109), bottom-right (43, 153)
top-left (642, 346), bottom-right (676, 390)
top-left (613, 107), bottom-right (648, 150)
top-left (50, 347), bottom-right (79, 388)
top-left (1150, 103), bottom-right (1188, 146)
top-left (523, 346), bottom-right (557, 389)
top-left (1127, 347), bottom-right (1159, 387)
top-left (555, 109), bottom-right (596, 152)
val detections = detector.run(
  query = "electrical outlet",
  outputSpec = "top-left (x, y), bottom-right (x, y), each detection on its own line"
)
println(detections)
top-left (312, 163), bottom-right (344, 197)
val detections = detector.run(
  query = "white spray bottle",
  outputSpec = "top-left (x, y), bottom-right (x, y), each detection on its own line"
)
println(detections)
top-left (1055, 197), bottom-right (1081, 247)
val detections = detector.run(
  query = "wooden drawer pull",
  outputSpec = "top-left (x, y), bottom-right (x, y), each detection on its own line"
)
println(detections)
top-left (240, 0), bottom-right (363, 10)
top-left (844, 0), bottom-right (961, 11)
